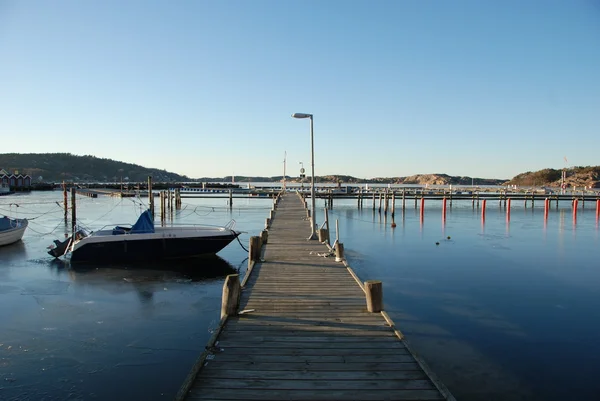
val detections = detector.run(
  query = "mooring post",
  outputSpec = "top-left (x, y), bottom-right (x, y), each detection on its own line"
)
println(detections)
top-left (324, 207), bottom-right (331, 245)
top-left (378, 193), bottom-right (382, 213)
top-left (148, 176), bottom-right (154, 217)
top-left (372, 193), bottom-right (376, 211)
top-left (364, 280), bottom-right (383, 313)
top-left (70, 187), bottom-right (77, 235)
top-left (384, 191), bottom-right (389, 215)
top-left (229, 189), bottom-right (233, 210)
top-left (317, 228), bottom-right (328, 243)
top-left (62, 181), bottom-right (68, 222)
top-left (335, 241), bottom-right (345, 262)
top-left (402, 189), bottom-right (406, 210)
top-left (265, 218), bottom-right (271, 229)
top-left (260, 229), bottom-right (268, 245)
top-left (220, 274), bottom-right (241, 319)
top-left (249, 236), bottom-right (261, 262)
top-left (391, 193), bottom-right (395, 218)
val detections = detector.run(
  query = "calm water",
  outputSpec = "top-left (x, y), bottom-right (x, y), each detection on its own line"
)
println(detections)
top-left (1, 191), bottom-right (599, 400)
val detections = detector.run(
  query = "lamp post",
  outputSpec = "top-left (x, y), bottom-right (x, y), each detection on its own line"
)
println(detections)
top-left (292, 113), bottom-right (317, 240)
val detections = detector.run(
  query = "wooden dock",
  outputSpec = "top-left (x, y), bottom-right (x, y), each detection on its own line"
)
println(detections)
top-left (177, 192), bottom-right (455, 401)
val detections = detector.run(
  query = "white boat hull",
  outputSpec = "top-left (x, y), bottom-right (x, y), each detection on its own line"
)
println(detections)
top-left (0, 221), bottom-right (28, 246)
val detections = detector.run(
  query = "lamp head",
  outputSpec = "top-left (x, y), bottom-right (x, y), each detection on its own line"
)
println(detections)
top-left (292, 113), bottom-right (312, 119)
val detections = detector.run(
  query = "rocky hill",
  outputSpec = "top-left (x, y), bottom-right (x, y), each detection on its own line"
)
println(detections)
top-left (505, 166), bottom-right (600, 188)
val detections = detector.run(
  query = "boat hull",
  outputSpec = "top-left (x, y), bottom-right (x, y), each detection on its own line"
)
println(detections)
top-left (0, 219), bottom-right (27, 247)
top-left (69, 233), bottom-right (240, 263)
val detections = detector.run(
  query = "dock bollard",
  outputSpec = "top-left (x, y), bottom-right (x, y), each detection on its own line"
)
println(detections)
top-left (249, 236), bottom-right (261, 262)
top-left (335, 242), bottom-right (345, 262)
top-left (365, 280), bottom-right (383, 313)
top-left (265, 218), bottom-right (271, 229)
top-left (317, 228), bottom-right (328, 243)
top-left (260, 229), bottom-right (268, 245)
top-left (220, 274), bottom-right (241, 319)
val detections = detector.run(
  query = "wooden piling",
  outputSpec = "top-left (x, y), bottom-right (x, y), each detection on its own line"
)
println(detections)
top-left (229, 190), bottom-right (233, 210)
top-left (317, 228), bottom-right (328, 243)
top-left (335, 241), bottom-right (345, 262)
top-left (364, 280), bottom-right (383, 313)
top-left (384, 191), bottom-right (389, 214)
top-left (249, 236), bottom-right (261, 262)
top-left (220, 274), bottom-right (241, 319)
top-left (148, 176), bottom-right (154, 217)
top-left (70, 187), bottom-right (76, 234)
top-left (62, 181), bottom-right (68, 222)
top-left (391, 193), bottom-right (395, 217)
top-left (265, 218), bottom-right (271, 229)
top-left (378, 193), bottom-right (382, 213)
top-left (324, 207), bottom-right (331, 245)
top-left (260, 229), bottom-right (268, 245)
top-left (372, 193), bottom-right (376, 210)
top-left (442, 197), bottom-right (447, 220)
top-left (507, 198), bottom-right (512, 220)
top-left (402, 190), bottom-right (406, 210)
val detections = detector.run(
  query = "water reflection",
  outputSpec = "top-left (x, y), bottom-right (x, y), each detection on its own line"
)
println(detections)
top-left (49, 255), bottom-right (238, 287)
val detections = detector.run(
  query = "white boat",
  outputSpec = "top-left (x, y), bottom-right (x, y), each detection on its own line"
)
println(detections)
top-left (0, 216), bottom-right (28, 246)
top-left (48, 209), bottom-right (241, 263)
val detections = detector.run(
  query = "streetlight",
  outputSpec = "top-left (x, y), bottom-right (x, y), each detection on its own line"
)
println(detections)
top-left (292, 112), bottom-right (317, 240)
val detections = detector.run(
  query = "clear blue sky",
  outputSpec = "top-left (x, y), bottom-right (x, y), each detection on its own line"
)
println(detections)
top-left (1, 0), bottom-right (598, 180)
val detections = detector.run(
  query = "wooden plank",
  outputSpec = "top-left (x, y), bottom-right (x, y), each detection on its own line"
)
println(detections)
top-left (200, 369), bottom-right (427, 380)
top-left (208, 353), bottom-right (417, 364)
top-left (193, 378), bottom-right (436, 390)
top-left (187, 388), bottom-right (444, 400)
top-left (202, 361), bottom-right (423, 371)
top-left (216, 340), bottom-right (406, 349)
top-left (210, 347), bottom-right (410, 356)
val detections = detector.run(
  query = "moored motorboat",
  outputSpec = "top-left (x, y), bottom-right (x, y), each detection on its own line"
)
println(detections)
top-left (48, 210), bottom-right (241, 263)
top-left (0, 216), bottom-right (28, 246)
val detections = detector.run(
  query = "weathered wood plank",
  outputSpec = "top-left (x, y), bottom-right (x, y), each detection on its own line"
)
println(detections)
top-left (208, 353), bottom-right (419, 363)
top-left (200, 369), bottom-right (428, 380)
top-left (202, 361), bottom-right (423, 371)
top-left (187, 388), bottom-right (444, 400)
top-left (193, 378), bottom-right (436, 391)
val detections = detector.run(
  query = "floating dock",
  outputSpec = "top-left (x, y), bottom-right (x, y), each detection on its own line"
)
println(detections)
top-left (177, 192), bottom-right (455, 401)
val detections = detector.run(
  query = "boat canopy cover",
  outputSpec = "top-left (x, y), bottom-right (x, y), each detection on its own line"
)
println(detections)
top-left (113, 210), bottom-right (155, 235)
top-left (131, 210), bottom-right (155, 233)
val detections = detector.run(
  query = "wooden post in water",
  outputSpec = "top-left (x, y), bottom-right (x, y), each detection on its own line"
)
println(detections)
top-left (249, 236), bottom-right (261, 262)
top-left (148, 176), bottom-right (154, 217)
top-left (596, 199), bottom-right (600, 220)
top-left (420, 197), bottom-right (425, 220)
top-left (378, 193), bottom-right (382, 213)
top-left (391, 193), bottom-right (395, 218)
top-left (159, 191), bottom-right (164, 223)
top-left (364, 280), bottom-right (383, 313)
top-left (507, 198), bottom-right (512, 220)
top-left (449, 190), bottom-right (453, 207)
top-left (357, 190), bottom-right (361, 209)
top-left (317, 228), bottom-right (328, 243)
top-left (220, 274), bottom-right (241, 319)
top-left (384, 191), bottom-right (389, 215)
top-left (229, 189), bottom-right (233, 210)
top-left (402, 190), bottom-right (406, 210)
top-left (70, 187), bottom-right (77, 235)
top-left (62, 181), bottom-right (68, 222)
top-left (414, 192), bottom-right (418, 208)
top-left (324, 207), bottom-right (331, 245)
top-left (265, 218), bottom-right (271, 229)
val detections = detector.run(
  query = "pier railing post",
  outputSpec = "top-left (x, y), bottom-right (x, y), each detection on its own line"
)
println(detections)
top-left (335, 242), bottom-right (345, 262)
top-left (260, 229), bottom-right (268, 245)
top-left (364, 280), bottom-right (383, 313)
top-left (249, 236), bottom-right (261, 262)
top-left (220, 274), bottom-right (241, 319)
